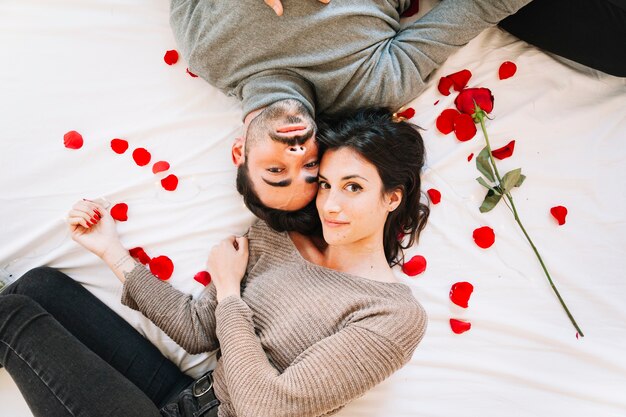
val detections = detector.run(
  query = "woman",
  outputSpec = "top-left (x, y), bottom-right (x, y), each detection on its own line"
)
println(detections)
top-left (0, 108), bottom-right (429, 417)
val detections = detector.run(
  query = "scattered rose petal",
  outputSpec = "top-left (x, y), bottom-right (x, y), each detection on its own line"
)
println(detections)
top-left (163, 49), bottom-right (179, 65)
top-left (63, 131), bottom-right (83, 149)
top-left (450, 319), bottom-right (472, 334)
top-left (450, 282), bottom-right (474, 308)
top-left (467, 153), bottom-right (474, 162)
top-left (434, 100), bottom-right (439, 106)
top-left (400, 0), bottom-right (420, 17)
top-left (402, 255), bottom-right (427, 276)
top-left (473, 226), bottom-right (495, 249)
top-left (161, 174), bottom-right (179, 191)
top-left (453, 113), bottom-right (477, 141)
top-left (576, 332), bottom-right (579, 339)
top-left (110, 138), bottom-right (129, 154)
top-left (550, 206), bottom-right (568, 225)
top-left (395, 107), bottom-right (415, 120)
top-left (492, 140), bottom-right (516, 160)
top-left (448, 69), bottom-right (472, 91)
top-left (132, 148), bottom-right (151, 166)
top-left (437, 76), bottom-right (454, 96)
top-left (129, 247), bottom-right (151, 265)
top-left (436, 109), bottom-right (460, 135)
top-left (186, 68), bottom-right (198, 77)
top-left (396, 231), bottom-right (406, 242)
top-left (110, 203), bottom-right (128, 222)
top-left (152, 161), bottom-right (170, 174)
top-left (194, 271), bottom-right (212, 286)
top-left (427, 188), bottom-right (441, 204)
top-left (149, 256), bottom-right (174, 280)
top-left (499, 61), bottom-right (517, 80)
top-left (455, 88), bottom-right (494, 115)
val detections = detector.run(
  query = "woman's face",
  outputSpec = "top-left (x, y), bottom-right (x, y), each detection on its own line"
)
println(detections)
top-left (316, 147), bottom-right (401, 247)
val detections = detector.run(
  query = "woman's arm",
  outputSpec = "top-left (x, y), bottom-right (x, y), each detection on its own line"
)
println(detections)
top-left (67, 199), bottom-right (220, 354)
top-left (214, 296), bottom-right (427, 417)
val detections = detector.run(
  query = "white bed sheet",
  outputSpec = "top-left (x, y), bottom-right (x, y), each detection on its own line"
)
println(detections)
top-left (1, 1), bottom-right (625, 416)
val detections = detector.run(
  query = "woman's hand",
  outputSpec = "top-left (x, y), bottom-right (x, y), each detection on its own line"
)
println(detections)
top-left (67, 200), bottom-right (122, 260)
top-left (264, 0), bottom-right (330, 16)
top-left (207, 236), bottom-right (249, 302)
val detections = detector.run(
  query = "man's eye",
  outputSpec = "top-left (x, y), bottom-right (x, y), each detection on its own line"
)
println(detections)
top-left (267, 168), bottom-right (284, 173)
top-left (345, 183), bottom-right (362, 192)
top-left (318, 181), bottom-right (330, 190)
top-left (304, 161), bottom-right (318, 168)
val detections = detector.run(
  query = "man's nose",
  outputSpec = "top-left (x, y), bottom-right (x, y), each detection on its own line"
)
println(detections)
top-left (287, 145), bottom-right (306, 156)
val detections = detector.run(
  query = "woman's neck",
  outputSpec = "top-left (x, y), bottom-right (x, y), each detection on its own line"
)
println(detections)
top-left (290, 232), bottom-right (397, 283)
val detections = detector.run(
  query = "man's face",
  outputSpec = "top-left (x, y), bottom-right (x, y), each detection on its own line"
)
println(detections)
top-left (234, 100), bottom-right (319, 211)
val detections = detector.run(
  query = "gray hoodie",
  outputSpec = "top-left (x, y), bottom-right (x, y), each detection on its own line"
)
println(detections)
top-left (170, 0), bottom-right (532, 117)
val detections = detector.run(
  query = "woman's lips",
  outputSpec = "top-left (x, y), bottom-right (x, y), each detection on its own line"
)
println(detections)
top-left (276, 124), bottom-right (307, 133)
top-left (324, 219), bottom-right (349, 228)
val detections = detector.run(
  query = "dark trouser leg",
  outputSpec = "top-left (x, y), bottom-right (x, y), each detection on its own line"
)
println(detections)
top-left (0, 294), bottom-right (162, 417)
top-left (499, 0), bottom-right (626, 77)
top-left (2, 267), bottom-right (193, 408)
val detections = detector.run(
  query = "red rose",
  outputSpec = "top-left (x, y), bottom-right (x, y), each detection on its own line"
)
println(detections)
top-left (455, 88), bottom-right (494, 115)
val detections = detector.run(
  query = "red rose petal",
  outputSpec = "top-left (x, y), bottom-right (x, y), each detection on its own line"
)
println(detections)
top-left (455, 87), bottom-right (494, 114)
top-left (436, 109), bottom-right (460, 135)
top-left (110, 203), bottom-right (128, 222)
top-left (402, 255), bottom-right (427, 276)
top-left (499, 61), bottom-right (517, 80)
top-left (473, 226), bottom-right (495, 249)
top-left (450, 319), bottom-right (472, 334)
top-left (448, 69), bottom-right (472, 92)
top-left (132, 148), bottom-right (151, 166)
top-left (491, 140), bottom-right (516, 160)
top-left (437, 76), bottom-right (454, 96)
top-left (550, 206), bottom-right (568, 226)
top-left (453, 113), bottom-right (477, 141)
top-left (186, 68), bottom-right (198, 77)
top-left (467, 153), bottom-right (474, 162)
top-left (163, 49), bottom-right (179, 65)
top-left (161, 174), bottom-right (179, 191)
top-left (396, 107), bottom-right (415, 120)
top-left (400, 0), bottom-right (420, 17)
top-left (149, 256), bottom-right (174, 280)
top-left (434, 100), bottom-right (439, 106)
top-left (129, 247), bottom-right (151, 265)
top-left (63, 131), bottom-right (83, 149)
top-left (194, 271), bottom-right (212, 286)
top-left (427, 188), bottom-right (441, 205)
top-left (450, 281), bottom-right (474, 308)
top-left (152, 161), bottom-right (170, 174)
top-left (110, 138), bottom-right (129, 154)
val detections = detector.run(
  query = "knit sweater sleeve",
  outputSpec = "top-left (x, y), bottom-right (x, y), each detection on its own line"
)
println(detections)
top-left (392, 0), bottom-right (532, 86)
top-left (215, 295), bottom-right (427, 417)
top-left (121, 264), bottom-right (220, 354)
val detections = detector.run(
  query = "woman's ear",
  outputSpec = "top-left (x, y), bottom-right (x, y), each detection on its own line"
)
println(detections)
top-left (388, 188), bottom-right (403, 212)
top-left (232, 137), bottom-right (245, 166)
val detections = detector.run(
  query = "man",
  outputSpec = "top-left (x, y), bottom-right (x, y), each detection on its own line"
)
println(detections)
top-left (170, 0), bottom-right (625, 231)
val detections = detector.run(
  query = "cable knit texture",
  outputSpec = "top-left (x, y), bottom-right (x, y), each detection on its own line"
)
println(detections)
top-left (122, 221), bottom-right (427, 416)
top-left (169, 0), bottom-right (532, 117)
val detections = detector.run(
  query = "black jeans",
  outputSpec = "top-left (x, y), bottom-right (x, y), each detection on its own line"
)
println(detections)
top-left (0, 267), bottom-right (193, 417)
top-left (499, 0), bottom-right (626, 77)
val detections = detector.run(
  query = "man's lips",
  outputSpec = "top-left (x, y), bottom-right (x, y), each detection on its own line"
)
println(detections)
top-left (276, 124), bottom-right (307, 133)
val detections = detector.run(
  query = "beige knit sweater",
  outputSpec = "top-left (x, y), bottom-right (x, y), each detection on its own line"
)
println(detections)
top-left (121, 221), bottom-right (427, 417)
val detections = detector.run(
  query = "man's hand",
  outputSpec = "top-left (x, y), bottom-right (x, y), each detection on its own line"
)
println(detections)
top-left (264, 0), bottom-right (330, 17)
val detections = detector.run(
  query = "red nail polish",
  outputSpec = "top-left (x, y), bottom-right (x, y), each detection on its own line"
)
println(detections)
top-left (86, 221), bottom-right (92, 227)
top-left (94, 210), bottom-right (101, 218)
top-left (93, 212), bottom-right (101, 220)
top-left (90, 216), bottom-right (98, 223)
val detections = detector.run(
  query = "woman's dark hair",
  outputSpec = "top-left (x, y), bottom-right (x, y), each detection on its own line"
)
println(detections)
top-left (316, 107), bottom-right (430, 267)
top-left (236, 164), bottom-right (322, 235)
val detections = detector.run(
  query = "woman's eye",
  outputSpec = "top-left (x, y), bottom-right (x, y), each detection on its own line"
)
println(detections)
top-left (304, 161), bottom-right (318, 168)
top-left (267, 167), bottom-right (284, 173)
top-left (345, 183), bottom-right (363, 193)
top-left (318, 181), bottom-right (330, 190)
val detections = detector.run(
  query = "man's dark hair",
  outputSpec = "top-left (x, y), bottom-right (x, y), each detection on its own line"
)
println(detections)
top-left (236, 163), bottom-right (322, 235)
